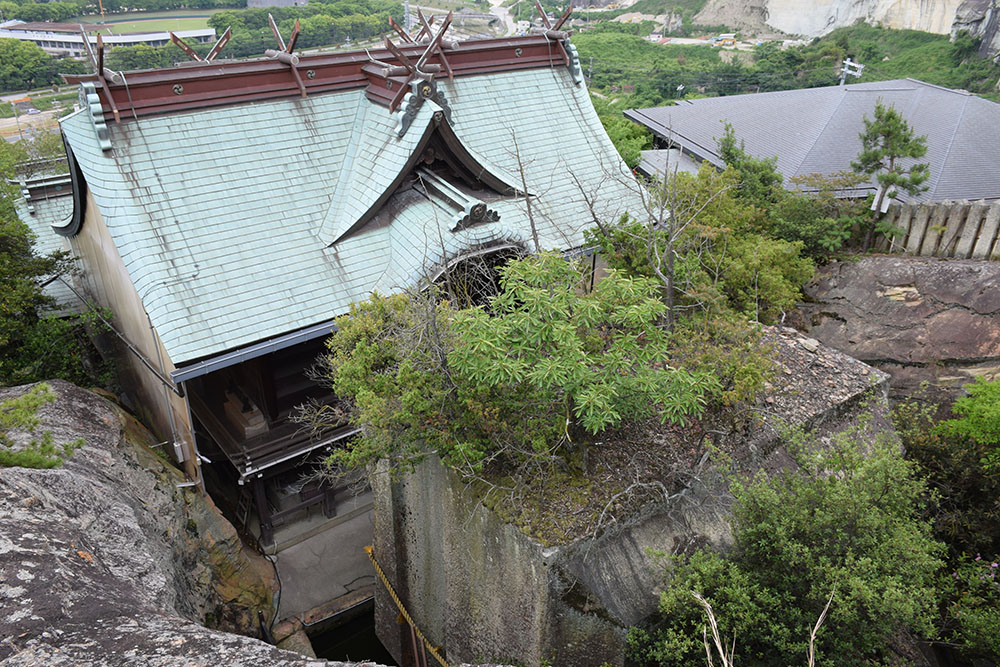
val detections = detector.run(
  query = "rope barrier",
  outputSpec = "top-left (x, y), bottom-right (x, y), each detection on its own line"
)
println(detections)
top-left (364, 545), bottom-right (449, 667)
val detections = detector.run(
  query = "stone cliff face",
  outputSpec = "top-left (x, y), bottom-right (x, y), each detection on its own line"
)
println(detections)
top-left (695, 0), bottom-right (973, 39)
top-left (798, 256), bottom-right (1000, 403)
top-left (0, 380), bottom-right (356, 665)
top-left (952, 0), bottom-right (1000, 59)
top-left (372, 329), bottom-right (892, 667)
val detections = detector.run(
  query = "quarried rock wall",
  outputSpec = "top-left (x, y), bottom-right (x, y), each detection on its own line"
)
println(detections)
top-left (799, 256), bottom-right (1000, 403)
top-left (372, 330), bottom-right (892, 667)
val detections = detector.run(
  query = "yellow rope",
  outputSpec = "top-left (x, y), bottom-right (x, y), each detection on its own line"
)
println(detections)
top-left (364, 545), bottom-right (449, 667)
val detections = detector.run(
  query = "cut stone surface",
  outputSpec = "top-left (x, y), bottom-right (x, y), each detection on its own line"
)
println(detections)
top-left (799, 256), bottom-right (1000, 402)
top-left (372, 328), bottom-right (891, 666)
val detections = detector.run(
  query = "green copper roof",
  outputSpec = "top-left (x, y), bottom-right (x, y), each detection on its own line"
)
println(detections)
top-left (15, 188), bottom-right (81, 316)
top-left (60, 66), bottom-right (639, 366)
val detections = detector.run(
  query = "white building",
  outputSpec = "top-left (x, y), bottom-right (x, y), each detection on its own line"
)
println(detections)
top-left (0, 20), bottom-right (215, 58)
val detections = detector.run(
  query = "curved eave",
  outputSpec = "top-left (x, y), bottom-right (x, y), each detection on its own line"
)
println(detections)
top-left (51, 140), bottom-right (88, 238)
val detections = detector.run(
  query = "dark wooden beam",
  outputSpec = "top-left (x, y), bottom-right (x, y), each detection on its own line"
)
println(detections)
top-left (63, 36), bottom-right (568, 120)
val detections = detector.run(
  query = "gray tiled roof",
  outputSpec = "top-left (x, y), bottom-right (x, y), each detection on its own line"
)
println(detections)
top-left (625, 79), bottom-right (1000, 203)
top-left (60, 67), bottom-right (639, 367)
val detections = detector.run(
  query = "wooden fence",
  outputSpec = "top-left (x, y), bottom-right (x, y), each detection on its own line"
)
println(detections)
top-left (875, 200), bottom-right (1000, 260)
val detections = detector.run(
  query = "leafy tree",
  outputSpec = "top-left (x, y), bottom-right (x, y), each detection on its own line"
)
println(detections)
top-left (940, 378), bottom-right (1000, 471)
top-left (851, 101), bottom-right (930, 249)
top-left (628, 424), bottom-right (946, 666)
top-left (717, 122), bottom-right (783, 207)
top-left (585, 165), bottom-right (812, 326)
top-left (0, 136), bottom-right (112, 387)
top-left (310, 253), bottom-right (718, 478)
top-left (893, 392), bottom-right (1000, 659)
top-left (768, 171), bottom-right (869, 258)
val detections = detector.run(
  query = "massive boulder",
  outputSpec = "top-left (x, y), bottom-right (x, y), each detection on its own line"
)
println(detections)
top-left (0, 380), bottom-right (357, 665)
top-left (798, 256), bottom-right (1000, 403)
top-left (372, 328), bottom-right (892, 667)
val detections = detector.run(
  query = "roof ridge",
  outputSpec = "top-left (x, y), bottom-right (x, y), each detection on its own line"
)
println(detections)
top-left (929, 92), bottom-right (971, 200)
top-left (792, 85), bottom-right (853, 179)
top-left (317, 93), bottom-right (371, 244)
top-left (904, 77), bottom-right (973, 96)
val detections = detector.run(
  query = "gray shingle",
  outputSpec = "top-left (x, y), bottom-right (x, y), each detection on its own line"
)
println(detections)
top-left (625, 79), bottom-right (1000, 203)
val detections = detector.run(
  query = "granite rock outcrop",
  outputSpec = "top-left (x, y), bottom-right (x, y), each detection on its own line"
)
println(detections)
top-left (0, 380), bottom-right (357, 665)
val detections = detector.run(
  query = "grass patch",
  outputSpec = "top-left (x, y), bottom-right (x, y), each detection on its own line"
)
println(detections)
top-left (0, 384), bottom-right (84, 469)
top-left (80, 17), bottom-right (210, 33)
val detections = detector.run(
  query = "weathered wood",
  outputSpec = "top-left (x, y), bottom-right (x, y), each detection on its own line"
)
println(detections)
top-left (875, 207), bottom-right (898, 251)
top-left (972, 203), bottom-right (1000, 260)
top-left (252, 477), bottom-right (274, 546)
top-left (906, 203), bottom-right (932, 255)
top-left (920, 201), bottom-right (951, 256)
top-left (937, 201), bottom-right (970, 257)
top-left (889, 203), bottom-right (914, 253)
top-left (205, 26), bottom-right (231, 61)
top-left (956, 200), bottom-right (987, 258)
top-left (169, 31), bottom-right (203, 61)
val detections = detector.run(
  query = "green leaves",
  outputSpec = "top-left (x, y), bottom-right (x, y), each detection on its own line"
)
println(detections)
top-left (315, 253), bottom-right (719, 475)
top-left (630, 427), bottom-right (947, 666)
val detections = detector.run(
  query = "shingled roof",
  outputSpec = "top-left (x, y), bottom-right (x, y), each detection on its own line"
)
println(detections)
top-left (625, 79), bottom-right (1000, 203)
top-left (52, 32), bottom-right (639, 376)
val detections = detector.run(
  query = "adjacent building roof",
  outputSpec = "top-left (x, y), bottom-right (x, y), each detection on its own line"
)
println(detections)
top-left (14, 175), bottom-right (82, 316)
top-left (625, 79), bottom-right (1000, 203)
top-left (54, 34), bottom-right (638, 374)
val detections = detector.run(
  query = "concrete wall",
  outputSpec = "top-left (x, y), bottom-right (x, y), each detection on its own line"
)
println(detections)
top-left (876, 199), bottom-right (1000, 259)
top-left (69, 189), bottom-right (199, 481)
top-left (372, 331), bottom-right (894, 667)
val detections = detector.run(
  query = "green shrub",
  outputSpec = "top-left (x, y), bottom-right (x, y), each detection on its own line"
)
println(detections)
top-left (629, 425), bottom-right (945, 666)
top-left (0, 383), bottom-right (83, 468)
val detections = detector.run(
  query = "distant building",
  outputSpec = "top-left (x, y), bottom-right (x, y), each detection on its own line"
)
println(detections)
top-left (246, 0), bottom-right (306, 7)
top-left (0, 20), bottom-right (215, 58)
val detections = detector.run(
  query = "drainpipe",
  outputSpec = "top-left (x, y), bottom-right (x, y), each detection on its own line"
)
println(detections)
top-left (146, 311), bottom-right (200, 486)
top-left (180, 380), bottom-right (207, 495)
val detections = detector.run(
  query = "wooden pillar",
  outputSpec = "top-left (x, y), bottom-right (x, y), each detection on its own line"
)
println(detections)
top-left (252, 476), bottom-right (274, 546)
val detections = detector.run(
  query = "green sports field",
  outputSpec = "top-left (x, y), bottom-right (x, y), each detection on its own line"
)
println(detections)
top-left (72, 10), bottom-right (221, 34)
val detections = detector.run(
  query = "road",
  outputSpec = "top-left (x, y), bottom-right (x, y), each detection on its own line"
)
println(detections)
top-left (488, 0), bottom-right (518, 36)
top-left (0, 107), bottom-right (62, 143)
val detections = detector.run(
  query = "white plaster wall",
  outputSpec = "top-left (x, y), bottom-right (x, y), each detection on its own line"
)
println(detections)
top-left (69, 190), bottom-right (198, 480)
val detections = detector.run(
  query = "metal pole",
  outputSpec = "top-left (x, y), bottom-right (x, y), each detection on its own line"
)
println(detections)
top-left (13, 103), bottom-right (23, 142)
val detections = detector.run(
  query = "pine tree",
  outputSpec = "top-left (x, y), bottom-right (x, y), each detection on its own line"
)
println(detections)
top-left (851, 101), bottom-right (930, 250)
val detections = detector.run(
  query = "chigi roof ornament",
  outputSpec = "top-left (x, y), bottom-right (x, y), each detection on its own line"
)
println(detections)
top-left (367, 10), bottom-right (457, 138)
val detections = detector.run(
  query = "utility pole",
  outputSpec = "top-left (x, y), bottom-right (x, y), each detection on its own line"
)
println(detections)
top-left (588, 56), bottom-right (593, 82)
top-left (839, 58), bottom-right (865, 86)
top-left (404, 0), bottom-right (411, 32)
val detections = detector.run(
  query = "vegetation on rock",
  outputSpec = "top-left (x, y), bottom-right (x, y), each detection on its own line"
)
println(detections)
top-left (893, 386), bottom-right (1000, 660)
top-left (0, 382), bottom-right (83, 467)
top-left (628, 422), bottom-right (946, 666)
top-left (0, 135), bottom-right (113, 388)
top-left (309, 253), bottom-right (720, 481)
